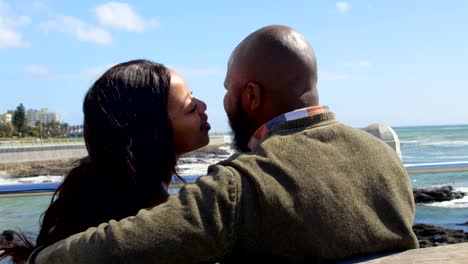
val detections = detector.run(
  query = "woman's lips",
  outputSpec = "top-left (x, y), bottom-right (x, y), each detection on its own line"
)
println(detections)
top-left (200, 114), bottom-right (210, 130)
top-left (201, 122), bottom-right (211, 130)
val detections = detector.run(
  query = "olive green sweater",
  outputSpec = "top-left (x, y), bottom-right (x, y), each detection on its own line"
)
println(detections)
top-left (33, 112), bottom-right (418, 263)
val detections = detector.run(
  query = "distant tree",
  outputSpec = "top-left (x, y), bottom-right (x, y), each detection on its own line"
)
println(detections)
top-left (36, 121), bottom-right (43, 140)
top-left (0, 123), bottom-right (7, 138)
top-left (6, 123), bottom-right (15, 137)
top-left (61, 123), bottom-right (69, 137)
top-left (26, 126), bottom-right (39, 137)
top-left (12, 103), bottom-right (26, 136)
top-left (46, 120), bottom-right (60, 137)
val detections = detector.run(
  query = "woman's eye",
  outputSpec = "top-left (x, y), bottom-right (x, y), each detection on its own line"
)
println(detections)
top-left (189, 104), bottom-right (198, 113)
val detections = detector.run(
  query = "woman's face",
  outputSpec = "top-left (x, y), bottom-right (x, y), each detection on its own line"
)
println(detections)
top-left (168, 70), bottom-right (210, 157)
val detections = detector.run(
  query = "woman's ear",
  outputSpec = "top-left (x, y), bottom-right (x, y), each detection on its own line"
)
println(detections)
top-left (242, 81), bottom-right (262, 112)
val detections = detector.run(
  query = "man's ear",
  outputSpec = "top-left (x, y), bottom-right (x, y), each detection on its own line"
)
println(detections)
top-left (242, 81), bottom-right (262, 112)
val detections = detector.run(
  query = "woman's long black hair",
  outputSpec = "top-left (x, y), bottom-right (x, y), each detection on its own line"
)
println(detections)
top-left (1, 59), bottom-right (179, 262)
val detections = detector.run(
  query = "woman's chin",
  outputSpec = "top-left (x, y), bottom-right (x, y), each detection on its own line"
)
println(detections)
top-left (200, 133), bottom-right (210, 148)
top-left (203, 137), bottom-right (210, 147)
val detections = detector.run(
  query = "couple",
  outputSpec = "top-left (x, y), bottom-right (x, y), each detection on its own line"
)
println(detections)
top-left (9, 25), bottom-right (418, 263)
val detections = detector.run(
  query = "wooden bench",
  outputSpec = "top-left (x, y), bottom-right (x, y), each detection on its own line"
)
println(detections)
top-left (357, 243), bottom-right (468, 263)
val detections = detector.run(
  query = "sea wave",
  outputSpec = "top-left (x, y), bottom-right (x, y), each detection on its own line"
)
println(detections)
top-left (423, 196), bottom-right (468, 208)
top-left (419, 140), bottom-right (468, 147)
top-left (177, 163), bottom-right (210, 178)
top-left (422, 187), bottom-right (468, 208)
top-left (438, 125), bottom-right (468, 130)
top-left (401, 140), bottom-right (468, 147)
top-left (400, 140), bottom-right (422, 144)
top-left (0, 175), bottom-right (63, 185)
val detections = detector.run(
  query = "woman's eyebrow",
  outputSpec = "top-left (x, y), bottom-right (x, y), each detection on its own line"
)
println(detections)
top-left (180, 92), bottom-right (192, 110)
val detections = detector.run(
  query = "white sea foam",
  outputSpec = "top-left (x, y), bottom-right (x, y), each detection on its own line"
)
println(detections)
top-left (400, 140), bottom-right (422, 144)
top-left (219, 146), bottom-right (235, 155)
top-left (423, 187), bottom-right (468, 208)
top-left (177, 163), bottom-right (210, 177)
top-left (420, 140), bottom-right (468, 147)
top-left (176, 147), bottom-right (234, 177)
top-left (439, 126), bottom-right (468, 130)
top-left (401, 139), bottom-right (468, 148)
top-left (431, 156), bottom-right (468, 160)
top-left (424, 196), bottom-right (468, 208)
top-left (455, 187), bottom-right (468, 193)
top-left (0, 175), bottom-right (63, 185)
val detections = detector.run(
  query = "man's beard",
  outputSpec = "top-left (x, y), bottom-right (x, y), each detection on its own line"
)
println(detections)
top-left (227, 101), bottom-right (254, 153)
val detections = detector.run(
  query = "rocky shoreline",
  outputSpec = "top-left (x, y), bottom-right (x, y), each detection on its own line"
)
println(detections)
top-left (0, 143), bottom-right (229, 178)
top-left (0, 159), bottom-right (77, 178)
top-left (413, 223), bottom-right (468, 247)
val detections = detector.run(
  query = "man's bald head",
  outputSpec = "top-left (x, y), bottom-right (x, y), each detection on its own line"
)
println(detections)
top-left (224, 25), bottom-right (319, 152)
top-left (226, 25), bottom-right (318, 111)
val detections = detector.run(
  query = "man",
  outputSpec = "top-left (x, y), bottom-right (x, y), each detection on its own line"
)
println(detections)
top-left (31, 25), bottom-right (418, 263)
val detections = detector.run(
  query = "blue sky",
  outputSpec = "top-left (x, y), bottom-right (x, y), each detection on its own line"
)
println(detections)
top-left (1, 0), bottom-right (467, 132)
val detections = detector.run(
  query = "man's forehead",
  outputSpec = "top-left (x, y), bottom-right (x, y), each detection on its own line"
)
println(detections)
top-left (223, 64), bottom-right (239, 89)
top-left (223, 73), bottom-right (231, 89)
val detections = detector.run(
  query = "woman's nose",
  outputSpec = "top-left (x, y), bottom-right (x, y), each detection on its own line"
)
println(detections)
top-left (197, 98), bottom-right (207, 112)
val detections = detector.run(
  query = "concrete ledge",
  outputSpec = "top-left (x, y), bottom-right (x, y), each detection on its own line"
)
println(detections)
top-left (359, 243), bottom-right (468, 263)
top-left (0, 144), bottom-right (87, 164)
top-left (0, 144), bottom-right (85, 153)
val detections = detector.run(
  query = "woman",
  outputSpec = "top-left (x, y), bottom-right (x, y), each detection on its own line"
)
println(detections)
top-left (0, 59), bottom-right (211, 263)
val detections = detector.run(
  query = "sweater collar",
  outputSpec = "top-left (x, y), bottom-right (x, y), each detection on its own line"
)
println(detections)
top-left (247, 105), bottom-right (329, 150)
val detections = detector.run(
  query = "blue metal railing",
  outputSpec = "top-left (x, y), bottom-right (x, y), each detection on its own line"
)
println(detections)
top-left (405, 161), bottom-right (468, 174)
top-left (1, 161), bottom-right (467, 198)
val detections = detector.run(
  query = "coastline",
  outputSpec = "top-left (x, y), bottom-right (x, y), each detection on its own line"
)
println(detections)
top-left (0, 142), bottom-right (229, 178)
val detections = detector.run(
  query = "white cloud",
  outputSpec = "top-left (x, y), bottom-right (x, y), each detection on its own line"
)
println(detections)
top-left (78, 64), bottom-right (115, 80)
top-left (343, 60), bottom-right (372, 68)
top-left (359, 60), bottom-right (371, 67)
top-left (176, 67), bottom-right (221, 77)
top-left (94, 2), bottom-right (158, 32)
top-left (336, 1), bottom-right (350, 13)
top-left (23, 64), bottom-right (115, 81)
top-left (0, 0), bottom-right (30, 48)
top-left (24, 65), bottom-right (49, 75)
top-left (319, 71), bottom-right (350, 81)
top-left (39, 15), bottom-right (112, 45)
top-left (30, 1), bottom-right (49, 12)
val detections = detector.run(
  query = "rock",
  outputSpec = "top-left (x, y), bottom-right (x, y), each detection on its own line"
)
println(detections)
top-left (453, 192), bottom-right (465, 199)
top-left (414, 193), bottom-right (435, 203)
top-left (413, 185), bottom-right (466, 204)
top-left (181, 143), bottom-right (232, 158)
top-left (456, 222), bottom-right (468, 226)
top-left (0, 159), bottom-right (76, 178)
top-left (413, 223), bottom-right (468, 248)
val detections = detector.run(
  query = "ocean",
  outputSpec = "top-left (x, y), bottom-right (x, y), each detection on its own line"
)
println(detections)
top-left (0, 125), bottom-right (467, 235)
top-left (396, 125), bottom-right (468, 231)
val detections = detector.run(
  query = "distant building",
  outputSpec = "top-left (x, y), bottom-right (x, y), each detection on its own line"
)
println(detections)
top-left (25, 108), bottom-right (60, 126)
top-left (46, 112), bottom-right (60, 124)
top-left (26, 109), bottom-right (39, 126)
top-left (0, 113), bottom-right (12, 124)
top-left (2, 107), bottom-right (60, 126)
